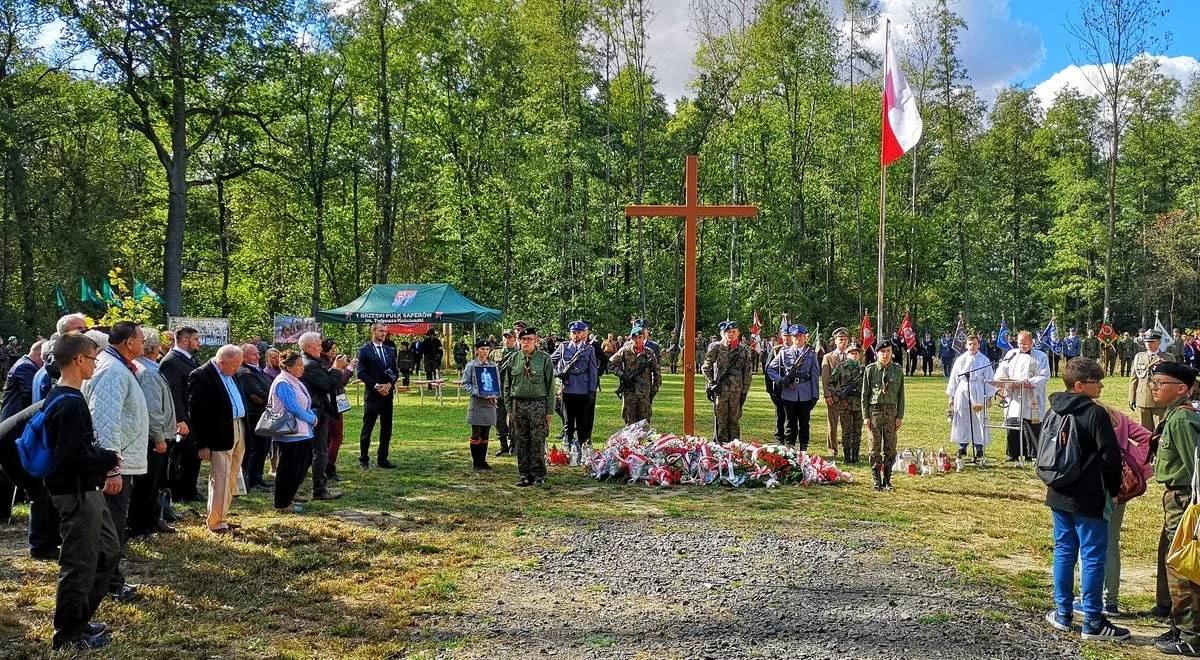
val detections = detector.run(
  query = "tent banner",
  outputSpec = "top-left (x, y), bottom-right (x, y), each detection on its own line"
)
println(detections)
top-left (386, 323), bottom-right (433, 336)
top-left (274, 315), bottom-right (320, 343)
top-left (168, 316), bottom-right (230, 347)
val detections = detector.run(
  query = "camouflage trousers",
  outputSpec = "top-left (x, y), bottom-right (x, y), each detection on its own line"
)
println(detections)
top-left (836, 400), bottom-right (863, 460)
top-left (621, 393), bottom-right (654, 425)
top-left (1164, 488), bottom-right (1200, 643)
top-left (511, 398), bottom-right (548, 482)
top-left (712, 384), bottom-right (746, 443)
top-left (867, 404), bottom-right (898, 469)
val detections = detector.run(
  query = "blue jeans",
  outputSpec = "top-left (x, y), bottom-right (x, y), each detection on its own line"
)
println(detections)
top-left (1052, 508), bottom-right (1108, 625)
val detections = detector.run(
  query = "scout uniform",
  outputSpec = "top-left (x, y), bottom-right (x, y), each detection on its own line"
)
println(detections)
top-left (1082, 331), bottom-right (1101, 360)
top-left (828, 344), bottom-right (865, 463)
top-left (862, 346), bottom-right (905, 491)
top-left (503, 328), bottom-right (555, 486)
top-left (1130, 330), bottom-right (1176, 431)
top-left (609, 322), bottom-right (662, 424)
top-left (1063, 329), bottom-right (1082, 361)
top-left (461, 341), bottom-right (498, 470)
top-left (492, 331), bottom-right (519, 455)
top-left (820, 327), bottom-right (849, 456)
top-left (1119, 333), bottom-right (1138, 377)
top-left (702, 321), bottom-right (754, 443)
top-left (1152, 362), bottom-right (1200, 654)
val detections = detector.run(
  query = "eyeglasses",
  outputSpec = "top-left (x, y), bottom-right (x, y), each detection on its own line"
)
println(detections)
top-left (80, 354), bottom-right (97, 362)
top-left (1150, 379), bottom-right (1185, 389)
top-left (1081, 380), bottom-right (1103, 386)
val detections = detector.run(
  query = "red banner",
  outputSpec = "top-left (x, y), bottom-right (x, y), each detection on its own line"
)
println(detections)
top-left (860, 313), bottom-right (874, 348)
top-left (386, 323), bottom-right (433, 336)
top-left (900, 312), bottom-right (917, 350)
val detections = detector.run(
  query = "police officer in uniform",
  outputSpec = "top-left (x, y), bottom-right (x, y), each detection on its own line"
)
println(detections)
top-left (921, 332), bottom-right (936, 376)
top-left (1063, 327), bottom-right (1082, 364)
top-left (504, 327), bottom-right (555, 487)
top-left (551, 321), bottom-right (600, 461)
top-left (609, 321), bottom-right (661, 424)
top-left (766, 324), bottom-right (821, 450)
top-left (765, 324), bottom-right (791, 443)
top-left (862, 342), bottom-right (905, 491)
top-left (939, 332), bottom-right (955, 377)
top-left (820, 327), bottom-right (850, 457)
top-left (1129, 329), bottom-right (1176, 431)
top-left (702, 321), bottom-right (754, 443)
top-left (829, 343), bottom-right (865, 463)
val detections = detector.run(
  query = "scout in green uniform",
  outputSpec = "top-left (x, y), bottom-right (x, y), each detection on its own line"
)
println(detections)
top-left (503, 327), bottom-right (555, 487)
top-left (1150, 362), bottom-right (1200, 656)
top-left (1100, 333), bottom-right (1118, 378)
top-left (1118, 332), bottom-right (1137, 377)
top-left (828, 343), bottom-right (865, 463)
top-left (702, 321), bottom-right (754, 443)
top-left (492, 329), bottom-right (520, 455)
top-left (609, 322), bottom-right (662, 424)
top-left (862, 342), bottom-right (905, 491)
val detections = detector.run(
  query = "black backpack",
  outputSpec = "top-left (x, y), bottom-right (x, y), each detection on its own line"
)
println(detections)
top-left (1036, 409), bottom-right (1091, 489)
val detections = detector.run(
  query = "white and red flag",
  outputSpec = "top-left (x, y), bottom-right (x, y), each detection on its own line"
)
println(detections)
top-left (881, 33), bottom-right (923, 167)
top-left (751, 310), bottom-right (762, 337)
top-left (900, 312), bottom-right (916, 351)
top-left (860, 312), bottom-right (875, 348)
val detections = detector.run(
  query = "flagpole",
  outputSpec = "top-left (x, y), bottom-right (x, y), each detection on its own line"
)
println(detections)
top-left (877, 19), bottom-right (889, 336)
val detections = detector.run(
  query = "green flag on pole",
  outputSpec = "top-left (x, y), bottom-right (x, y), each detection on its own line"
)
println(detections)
top-left (54, 285), bottom-right (67, 311)
top-left (100, 280), bottom-right (119, 305)
top-left (80, 277), bottom-right (103, 305)
top-left (133, 278), bottom-right (164, 304)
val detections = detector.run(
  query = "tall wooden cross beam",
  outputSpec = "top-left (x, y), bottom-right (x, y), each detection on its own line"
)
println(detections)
top-left (626, 155), bottom-right (758, 436)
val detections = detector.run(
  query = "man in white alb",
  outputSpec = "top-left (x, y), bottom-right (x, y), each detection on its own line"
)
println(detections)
top-left (993, 330), bottom-right (1050, 461)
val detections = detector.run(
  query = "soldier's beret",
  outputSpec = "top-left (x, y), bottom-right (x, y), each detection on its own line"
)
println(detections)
top-left (1145, 330), bottom-right (1163, 341)
top-left (832, 327), bottom-right (849, 338)
top-left (568, 320), bottom-right (589, 332)
top-left (502, 331), bottom-right (514, 338)
top-left (630, 323), bottom-right (645, 335)
top-left (724, 321), bottom-right (739, 331)
top-left (474, 339), bottom-right (490, 349)
top-left (1153, 361), bottom-right (1197, 388)
top-left (790, 324), bottom-right (808, 335)
top-left (876, 342), bottom-right (893, 352)
top-left (518, 327), bottom-right (538, 338)
top-left (512, 320), bottom-right (528, 329)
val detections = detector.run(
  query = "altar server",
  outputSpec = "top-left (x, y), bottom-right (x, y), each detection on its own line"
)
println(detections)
top-left (994, 330), bottom-right (1050, 462)
top-left (946, 334), bottom-right (996, 462)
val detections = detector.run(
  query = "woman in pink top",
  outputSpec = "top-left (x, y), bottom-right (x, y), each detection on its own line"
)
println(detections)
top-left (1097, 403), bottom-right (1154, 616)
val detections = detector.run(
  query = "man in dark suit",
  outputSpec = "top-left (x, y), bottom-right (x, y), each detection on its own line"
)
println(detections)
top-left (299, 332), bottom-right (347, 499)
top-left (0, 339), bottom-right (54, 559)
top-left (161, 327), bottom-right (201, 501)
top-left (356, 323), bottom-right (398, 470)
top-left (1, 340), bottom-right (43, 420)
top-left (236, 343), bottom-right (273, 490)
top-left (187, 344), bottom-right (248, 534)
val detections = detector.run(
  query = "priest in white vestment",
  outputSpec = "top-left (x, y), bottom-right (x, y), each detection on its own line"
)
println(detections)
top-left (993, 330), bottom-right (1050, 461)
top-left (946, 334), bottom-right (996, 460)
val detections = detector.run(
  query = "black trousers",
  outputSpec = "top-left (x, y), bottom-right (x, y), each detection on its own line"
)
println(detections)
top-left (471, 424), bottom-right (491, 441)
top-left (561, 392), bottom-right (596, 443)
top-left (311, 416), bottom-right (330, 496)
top-left (50, 490), bottom-right (119, 648)
top-left (128, 443), bottom-right (167, 534)
top-left (168, 435), bottom-right (202, 501)
top-left (922, 356), bottom-right (934, 376)
top-left (1005, 419), bottom-right (1040, 460)
top-left (103, 476), bottom-right (132, 591)
top-left (29, 484), bottom-right (62, 555)
top-left (495, 398), bottom-right (509, 449)
top-left (274, 439), bottom-right (313, 509)
top-left (243, 432), bottom-right (271, 487)
top-left (0, 476), bottom-right (13, 522)
top-left (399, 370), bottom-right (411, 386)
top-left (359, 395), bottom-right (394, 464)
top-left (782, 398), bottom-right (818, 449)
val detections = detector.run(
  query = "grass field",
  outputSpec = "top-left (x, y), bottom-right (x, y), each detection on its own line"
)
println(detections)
top-left (0, 370), bottom-right (1171, 658)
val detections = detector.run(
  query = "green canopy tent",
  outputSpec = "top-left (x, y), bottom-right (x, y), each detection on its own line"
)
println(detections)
top-left (317, 284), bottom-right (502, 351)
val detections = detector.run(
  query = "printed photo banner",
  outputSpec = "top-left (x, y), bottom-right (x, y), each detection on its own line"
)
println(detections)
top-left (168, 316), bottom-right (230, 347)
top-left (274, 315), bottom-right (320, 344)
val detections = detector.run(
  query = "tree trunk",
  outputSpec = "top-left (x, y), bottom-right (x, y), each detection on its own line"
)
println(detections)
top-left (164, 19), bottom-right (188, 316)
top-left (217, 176), bottom-right (230, 316)
top-left (375, 0), bottom-right (396, 283)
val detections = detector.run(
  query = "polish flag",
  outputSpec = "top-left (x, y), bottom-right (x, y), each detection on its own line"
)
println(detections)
top-left (881, 36), bottom-right (922, 167)
top-left (751, 310), bottom-right (762, 336)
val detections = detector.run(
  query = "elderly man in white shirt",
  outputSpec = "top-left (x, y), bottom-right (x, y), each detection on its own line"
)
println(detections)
top-left (82, 320), bottom-right (149, 602)
top-left (993, 330), bottom-right (1050, 462)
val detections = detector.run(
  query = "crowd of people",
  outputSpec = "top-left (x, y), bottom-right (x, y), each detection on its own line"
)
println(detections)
top-left (3, 308), bottom-right (1200, 653)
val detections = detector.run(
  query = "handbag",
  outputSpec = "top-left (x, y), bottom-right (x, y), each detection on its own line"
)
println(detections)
top-left (1166, 444), bottom-right (1200, 583)
top-left (255, 404), bottom-right (299, 437)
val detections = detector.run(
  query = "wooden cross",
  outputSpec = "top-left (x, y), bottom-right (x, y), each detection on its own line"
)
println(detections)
top-left (626, 155), bottom-right (758, 435)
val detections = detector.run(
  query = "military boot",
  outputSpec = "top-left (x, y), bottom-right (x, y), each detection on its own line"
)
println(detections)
top-left (872, 465), bottom-right (884, 491)
top-left (882, 465), bottom-right (895, 491)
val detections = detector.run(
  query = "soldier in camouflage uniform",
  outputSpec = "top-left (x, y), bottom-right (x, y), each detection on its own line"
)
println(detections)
top-left (1118, 331), bottom-right (1137, 377)
top-left (862, 342), bottom-right (905, 491)
top-left (1082, 328), bottom-right (1101, 360)
top-left (702, 321), bottom-right (754, 443)
top-left (503, 327), bottom-right (555, 487)
top-left (609, 322), bottom-right (662, 424)
top-left (829, 343), bottom-right (865, 464)
top-left (492, 330), bottom-right (519, 455)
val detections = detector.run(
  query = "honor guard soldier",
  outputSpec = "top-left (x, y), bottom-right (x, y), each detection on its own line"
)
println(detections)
top-left (1082, 328), bottom-right (1101, 360)
top-left (862, 342), bottom-right (905, 491)
top-left (829, 343), bottom-right (866, 463)
top-left (1100, 332), bottom-right (1118, 376)
top-left (939, 332), bottom-right (956, 377)
top-left (551, 321), bottom-right (600, 463)
top-left (766, 324), bottom-right (821, 450)
top-left (1119, 331), bottom-right (1138, 377)
top-left (492, 330), bottom-right (519, 456)
top-left (609, 321), bottom-right (662, 424)
top-left (1130, 329), bottom-right (1176, 431)
top-left (702, 321), bottom-right (754, 443)
top-left (820, 327), bottom-right (851, 457)
top-left (921, 332), bottom-right (936, 376)
top-left (765, 324), bottom-right (791, 443)
top-left (503, 327), bottom-right (554, 487)
top-left (1064, 328), bottom-right (1082, 363)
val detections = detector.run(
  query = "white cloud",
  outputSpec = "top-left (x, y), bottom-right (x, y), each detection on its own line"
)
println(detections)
top-left (1032, 54), bottom-right (1200, 110)
top-left (646, 0), bottom-right (696, 106)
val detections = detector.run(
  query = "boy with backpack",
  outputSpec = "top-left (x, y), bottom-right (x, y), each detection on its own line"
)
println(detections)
top-left (37, 333), bottom-right (122, 650)
top-left (1149, 361), bottom-right (1200, 656)
top-left (1041, 357), bottom-right (1128, 641)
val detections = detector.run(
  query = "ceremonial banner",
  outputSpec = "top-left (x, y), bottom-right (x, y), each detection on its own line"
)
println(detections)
top-left (273, 315), bottom-right (320, 343)
top-left (1156, 315), bottom-right (1175, 353)
top-left (997, 320), bottom-right (1012, 352)
top-left (101, 280), bottom-right (119, 305)
top-left (881, 31), bottom-right (923, 166)
top-left (169, 316), bottom-right (230, 347)
top-left (900, 312), bottom-right (916, 350)
top-left (751, 310), bottom-right (761, 337)
top-left (1098, 308), bottom-right (1115, 342)
top-left (134, 278), bottom-right (164, 304)
top-left (952, 314), bottom-right (967, 354)
top-left (1040, 317), bottom-right (1059, 353)
top-left (860, 312), bottom-right (874, 348)
top-left (80, 277), bottom-right (103, 305)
